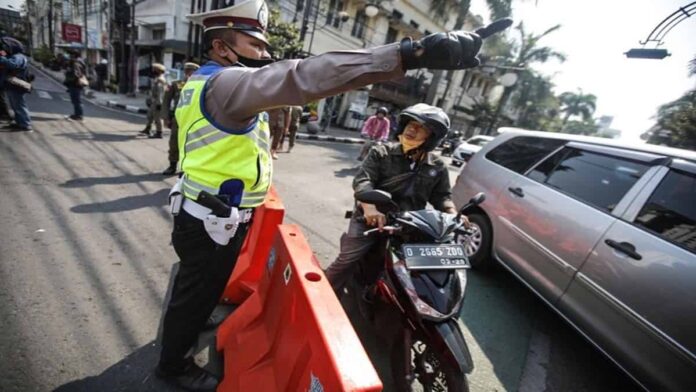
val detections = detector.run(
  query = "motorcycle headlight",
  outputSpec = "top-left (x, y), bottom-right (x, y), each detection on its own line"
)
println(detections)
top-left (392, 260), bottom-right (449, 321)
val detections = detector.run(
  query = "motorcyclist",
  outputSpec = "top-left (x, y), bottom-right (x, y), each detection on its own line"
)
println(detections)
top-left (326, 103), bottom-right (468, 293)
top-left (357, 106), bottom-right (390, 161)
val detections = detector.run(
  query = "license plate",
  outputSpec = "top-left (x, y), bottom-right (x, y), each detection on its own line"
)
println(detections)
top-left (402, 244), bottom-right (470, 270)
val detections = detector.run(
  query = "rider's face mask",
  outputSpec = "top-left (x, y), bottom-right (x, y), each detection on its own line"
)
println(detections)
top-left (399, 121), bottom-right (431, 153)
top-left (220, 38), bottom-right (273, 68)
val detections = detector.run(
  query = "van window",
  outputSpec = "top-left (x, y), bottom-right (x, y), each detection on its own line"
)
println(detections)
top-left (634, 169), bottom-right (696, 253)
top-left (527, 147), bottom-right (649, 212)
top-left (486, 136), bottom-right (565, 174)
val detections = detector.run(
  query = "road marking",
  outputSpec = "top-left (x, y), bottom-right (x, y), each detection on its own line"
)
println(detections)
top-left (37, 91), bottom-right (51, 99)
top-left (518, 330), bottom-right (551, 392)
top-left (61, 97), bottom-right (71, 101)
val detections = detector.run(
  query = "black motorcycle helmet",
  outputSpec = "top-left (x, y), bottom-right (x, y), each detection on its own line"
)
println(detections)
top-left (396, 103), bottom-right (450, 152)
top-left (376, 106), bottom-right (388, 116)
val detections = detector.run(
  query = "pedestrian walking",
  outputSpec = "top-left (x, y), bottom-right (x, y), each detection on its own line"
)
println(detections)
top-left (140, 63), bottom-right (167, 138)
top-left (0, 37), bottom-right (32, 132)
top-left (155, 0), bottom-right (493, 389)
top-left (279, 105), bottom-right (302, 153)
top-left (161, 62), bottom-right (199, 175)
top-left (95, 59), bottom-right (108, 92)
top-left (268, 106), bottom-right (289, 159)
top-left (63, 50), bottom-right (87, 121)
top-left (357, 106), bottom-right (390, 161)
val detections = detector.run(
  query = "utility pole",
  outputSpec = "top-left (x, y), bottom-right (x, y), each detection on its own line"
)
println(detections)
top-left (129, 0), bottom-right (136, 95)
top-left (83, 0), bottom-right (88, 60)
top-left (48, 0), bottom-right (54, 52)
top-left (186, 0), bottom-right (195, 59)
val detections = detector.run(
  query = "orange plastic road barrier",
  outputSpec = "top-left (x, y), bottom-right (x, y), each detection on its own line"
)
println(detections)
top-left (221, 186), bottom-right (285, 304)
top-left (216, 224), bottom-right (383, 392)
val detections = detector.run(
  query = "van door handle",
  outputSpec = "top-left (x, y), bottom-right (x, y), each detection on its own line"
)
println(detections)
top-left (508, 187), bottom-right (524, 197)
top-left (605, 239), bottom-right (642, 260)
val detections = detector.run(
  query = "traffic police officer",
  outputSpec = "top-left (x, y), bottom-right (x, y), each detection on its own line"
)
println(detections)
top-left (155, 0), bottom-right (505, 389)
top-left (162, 62), bottom-right (199, 175)
top-left (140, 63), bottom-right (167, 138)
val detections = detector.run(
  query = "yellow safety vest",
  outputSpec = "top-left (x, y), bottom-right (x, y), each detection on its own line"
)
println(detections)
top-left (175, 64), bottom-right (272, 208)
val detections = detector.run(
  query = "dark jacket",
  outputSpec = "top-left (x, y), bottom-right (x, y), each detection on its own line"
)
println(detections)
top-left (64, 58), bottom-right (86, 88)
top-left (353, 142), bottom-right (454, 214)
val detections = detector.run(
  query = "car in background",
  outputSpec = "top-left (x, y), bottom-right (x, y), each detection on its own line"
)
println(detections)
top-left (451, 129), bottom-right (696, 392)
top-left (451, 135), bottom-right (494, 166)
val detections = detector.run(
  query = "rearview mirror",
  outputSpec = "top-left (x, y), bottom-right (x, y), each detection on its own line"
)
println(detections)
top-left (469, 192), bottom-right (486, 206)
top-left (355, 190), bottom-right (399, 213)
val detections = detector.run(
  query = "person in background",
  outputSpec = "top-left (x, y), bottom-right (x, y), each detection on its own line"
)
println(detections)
top-left (0, 37), bottom-right (32, 132)
top-left (357, 106), bottom-right (390, 161)
top-left (63, 50), bottom-right (87, 121)
top-left (268, 106), bottom-right (289, 159)
top-left (280, 105), bottom-right (302, 153)
top-left (95, 59), bottom-right (108, 92)
top-left (161, 62), bottom-right (200, 175)
top-left (140, 63), bottom-right (167, 138)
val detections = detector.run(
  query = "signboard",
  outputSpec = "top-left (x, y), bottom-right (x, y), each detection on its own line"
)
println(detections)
top-left (62, 23), bottom-right (82, 43)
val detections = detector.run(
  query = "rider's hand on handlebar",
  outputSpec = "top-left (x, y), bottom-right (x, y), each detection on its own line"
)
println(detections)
top-left (361, 203), bottom-right (386, 230)
top-left (460, 214), bottom-right (472, 229)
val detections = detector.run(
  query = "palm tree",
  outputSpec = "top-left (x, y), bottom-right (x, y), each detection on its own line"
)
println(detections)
top-left (511, 22), bottom-right (566, 66)
top-left (558, 90), bottom-right (597, 126)
top-left (480, 22), bottom-right (565, 133)
top-left (428, 0), bottom-right (514, 105)
top-left (689, 54), bottom-right (696, 77)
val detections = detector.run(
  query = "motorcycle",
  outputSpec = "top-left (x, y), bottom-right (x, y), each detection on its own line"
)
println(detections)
top-left (440, 130), bottom-right (463, 157)
top-left (347, 190), bottom-right (486, 392)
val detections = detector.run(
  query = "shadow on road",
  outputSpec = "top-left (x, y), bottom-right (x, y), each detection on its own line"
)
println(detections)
top-left (62, 173), bottom-right (166, 188)
top-left (52, 263), bottom-right (227, 392)
top-left (70, 188), bottom-right (169, 214)
top-left (334, 166), bottom-right (359, 178)
top-left (55, 132), bottom-right (143, 143)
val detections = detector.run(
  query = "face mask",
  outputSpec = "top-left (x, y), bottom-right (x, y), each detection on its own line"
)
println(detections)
top-left (222, 39), bottom-right (273, 68)
top-left (398, 134), bottom-right (425, 153)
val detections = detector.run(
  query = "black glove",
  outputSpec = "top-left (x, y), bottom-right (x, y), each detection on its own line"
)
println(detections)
top-left (400, 31), bottom-right (482, 71)
top-left (156, 104), bottom-right (162, 111)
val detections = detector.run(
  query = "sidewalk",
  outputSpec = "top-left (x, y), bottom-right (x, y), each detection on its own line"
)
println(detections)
top-left (30, 59), bottom-right (365, 143)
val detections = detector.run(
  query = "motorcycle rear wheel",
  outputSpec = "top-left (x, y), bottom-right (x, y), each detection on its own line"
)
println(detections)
top-left (391, 337), bottom-right (469, 392)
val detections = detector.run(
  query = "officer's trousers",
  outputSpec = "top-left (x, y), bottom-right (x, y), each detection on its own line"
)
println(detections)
top-left (145, 105), bottom-right (163, 134)
top-left (167, 119), bottom-right (179, 165)
top-left (158, 209), bottom-right (251, 373)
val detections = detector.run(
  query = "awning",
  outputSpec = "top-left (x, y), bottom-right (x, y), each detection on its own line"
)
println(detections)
top-left (133, 39), bottom-right (189, 54)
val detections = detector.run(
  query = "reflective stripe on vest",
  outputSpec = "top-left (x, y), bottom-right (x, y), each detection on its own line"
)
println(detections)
top-left (175, 68), bottom-right (272, 208)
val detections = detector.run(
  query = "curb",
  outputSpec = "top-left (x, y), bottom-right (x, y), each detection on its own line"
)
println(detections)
top-left (296, 133), bottom-right (365, 144)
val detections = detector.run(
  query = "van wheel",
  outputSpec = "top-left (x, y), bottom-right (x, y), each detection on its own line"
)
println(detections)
top-left (457, 212), bottom-right (492, 269)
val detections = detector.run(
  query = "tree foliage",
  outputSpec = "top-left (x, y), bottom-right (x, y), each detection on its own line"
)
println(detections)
top-left (266, 8), bottom-right (303, 60)
top-left (563, 119), bottom-right (599, 135)
top-left (648, 89), bottom-right (696, 150)
top-left (512, 71), bottom-right (561, 132)
top-left (558, 90), bottom-right (597, 126)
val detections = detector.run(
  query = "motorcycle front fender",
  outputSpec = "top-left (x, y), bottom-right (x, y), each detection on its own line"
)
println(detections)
top-left (424, 318), bottom-right (474, 374)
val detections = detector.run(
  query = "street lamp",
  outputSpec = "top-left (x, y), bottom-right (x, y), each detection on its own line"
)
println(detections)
top-left (364, 4), bottom-right (379, 18)
top-left (484, 71), bottom-right (518, 135)
top-left (625, 1), bottom-right (694, 59)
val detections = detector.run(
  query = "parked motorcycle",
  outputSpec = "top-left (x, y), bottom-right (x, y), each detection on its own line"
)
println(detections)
top-left (347, 190), bottom-right (486, 392)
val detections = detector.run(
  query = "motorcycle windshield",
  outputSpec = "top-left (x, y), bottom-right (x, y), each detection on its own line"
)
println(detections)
top-left (402, 210), bottom-right (459, 241)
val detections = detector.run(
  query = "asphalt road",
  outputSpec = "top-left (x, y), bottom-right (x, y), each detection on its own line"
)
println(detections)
top-left (0, 68), bottom-right (641, 392)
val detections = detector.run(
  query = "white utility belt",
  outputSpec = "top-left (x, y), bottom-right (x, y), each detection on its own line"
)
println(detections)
top-left (182, 198), bottom-right (253, 223)
top-left (169, 177), bottom-right (253, 245)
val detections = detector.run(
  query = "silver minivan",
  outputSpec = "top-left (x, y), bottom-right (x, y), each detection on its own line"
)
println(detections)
top-left (451, 129), bottom-right (696, 391)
